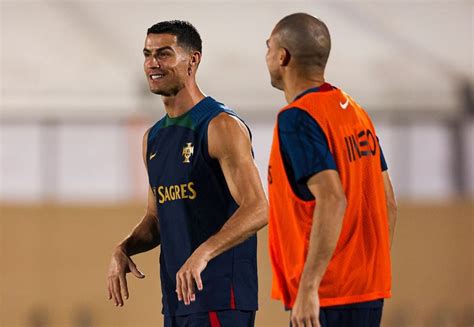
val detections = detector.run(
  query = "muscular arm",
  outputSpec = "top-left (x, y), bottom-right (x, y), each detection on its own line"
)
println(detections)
top-left (200, 113), bottom-right (268, 258)
top-left (382, 171), bottom-right (397, 248)
top-left (116, 186), bottom-right (160, 256)
top-left (175, 113), bottom-right (268, 305)
top-left (107, 129), bottom-right (160, 307)
top-left (299, 170), bottom-right (347, 290)
top-left (291, 170), bottom-right (346, 327)
top-left (116, 128), bottom-right (160, 255)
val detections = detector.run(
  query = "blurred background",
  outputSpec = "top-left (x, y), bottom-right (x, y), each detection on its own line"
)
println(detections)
top-left (1, 0), bottom-right (473, 326)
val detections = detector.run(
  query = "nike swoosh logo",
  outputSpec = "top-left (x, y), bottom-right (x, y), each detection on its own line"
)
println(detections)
top-left (340, 98), bottom-right (349, 110)
top-left (149, 152), bottom-right (157, 160)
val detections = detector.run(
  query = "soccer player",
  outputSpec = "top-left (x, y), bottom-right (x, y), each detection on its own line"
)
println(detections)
top-left (265, 13), bottom-right (397, 327)
top-left (107, 20), bottom-right (268, 327)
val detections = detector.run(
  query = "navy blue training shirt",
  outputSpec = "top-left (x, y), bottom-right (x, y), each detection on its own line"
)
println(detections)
top-left (146, 96), bottom-right (258, 316)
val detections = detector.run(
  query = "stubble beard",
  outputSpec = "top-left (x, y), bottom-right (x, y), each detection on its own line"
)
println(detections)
top-left (150, 81), bottom-right (185, 97)
top-left (270, 75), bottom-right (284, 91)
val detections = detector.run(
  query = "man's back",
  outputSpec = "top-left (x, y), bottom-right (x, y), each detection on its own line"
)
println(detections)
top-left (268, 84), bottom-right (391, 308)
top-left (265, 12), bottom-right (395, 327)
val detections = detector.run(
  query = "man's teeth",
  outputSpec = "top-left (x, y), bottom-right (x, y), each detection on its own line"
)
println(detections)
top-left (151, 74), bottom-right (163, 80)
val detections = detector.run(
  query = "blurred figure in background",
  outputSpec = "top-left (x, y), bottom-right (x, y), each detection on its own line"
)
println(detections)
top-left (107, 20), bottom-right (268, 327)
top-left (265, 13), bottom-right (397, 327)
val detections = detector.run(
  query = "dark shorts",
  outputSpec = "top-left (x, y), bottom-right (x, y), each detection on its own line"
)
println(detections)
top-left (290, 299), bottom-right (384, 327)
top-left (165, 310), bottom-right (256, 327)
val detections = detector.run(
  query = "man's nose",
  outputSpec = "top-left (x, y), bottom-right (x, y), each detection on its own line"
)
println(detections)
top-left (146, 56), bottom-right (160, 68)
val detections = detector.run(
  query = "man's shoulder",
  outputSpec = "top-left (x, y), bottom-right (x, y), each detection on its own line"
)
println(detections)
top-left (209, 111), bottom-right (242, 130)
top-left (147, 115), bottom-right (168, 139)
top-left (198, 96), bottom-right (244, 130)
top-left (278, 107), bottom-right (320, 132)
top-left (200, 96), bottom-right (236, 116)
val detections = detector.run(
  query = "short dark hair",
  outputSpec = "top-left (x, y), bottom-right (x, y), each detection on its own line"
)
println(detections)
top-left (275, 13), bottom-right (331, 70)
top-left (147, 20), bottom-right (202, 53)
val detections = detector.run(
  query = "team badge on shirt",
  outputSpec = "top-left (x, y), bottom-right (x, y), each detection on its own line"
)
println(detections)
top-left (182, 143), bottom-right (194, 163)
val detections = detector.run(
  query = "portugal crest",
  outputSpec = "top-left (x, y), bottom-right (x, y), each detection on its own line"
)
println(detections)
top-left (182, 143), bottom-right (194, 163)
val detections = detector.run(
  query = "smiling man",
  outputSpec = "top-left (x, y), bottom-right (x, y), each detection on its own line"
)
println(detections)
top-left (106, 20), bottom-right (268, 327)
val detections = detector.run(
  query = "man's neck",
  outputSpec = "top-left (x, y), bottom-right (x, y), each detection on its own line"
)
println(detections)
top-left (162, 85), bottom-right (206, 118)
top-left (283, 72), bottom-right (325, 104)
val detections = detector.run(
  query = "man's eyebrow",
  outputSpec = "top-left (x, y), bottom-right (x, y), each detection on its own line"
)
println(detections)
top-left (143, 46), bottom-right (174, 53)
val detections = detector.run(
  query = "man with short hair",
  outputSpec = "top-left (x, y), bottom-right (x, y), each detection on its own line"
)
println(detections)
top-left (265, 13), bottom-right (397, 327)
top-left (107, 20), bottom-right (268, 327)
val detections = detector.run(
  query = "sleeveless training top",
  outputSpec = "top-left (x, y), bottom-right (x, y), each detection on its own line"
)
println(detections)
top-left (147, 96), bottom-right (258, 316)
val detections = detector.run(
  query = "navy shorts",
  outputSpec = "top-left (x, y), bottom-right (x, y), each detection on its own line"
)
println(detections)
top-left (290, 299), bottom-right (384, 327)
top-left (165, 310), bottom-right (256, 327)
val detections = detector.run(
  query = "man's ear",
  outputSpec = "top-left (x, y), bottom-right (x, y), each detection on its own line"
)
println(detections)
top-left (190, 51), bottom-right (201, 67)
top-left (187, 51), bottom-right (201, 76)
top-left (279, 47), bottom-right (291, 67)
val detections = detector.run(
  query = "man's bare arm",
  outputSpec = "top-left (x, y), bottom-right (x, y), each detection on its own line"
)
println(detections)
top-left (116, 186), bottom-right (161, 256)
top-left (116, 128), bottom-right (161, 254)
top-left (299, 170), bottom-right (347, 290)
top-left (201, 114), bottom-right (268, 257)
top-left (175, 113), bottom-right (268, 305)
top-left (291, 170), bottom-right (347, 327)
top-left (382, 171), bottom-right (397, 248)
top-left (107, 129), bottom-right (160, 307)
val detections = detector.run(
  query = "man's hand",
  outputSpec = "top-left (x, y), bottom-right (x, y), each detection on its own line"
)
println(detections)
top-left (107, 247), bottom-right (145, 307)
top-left (175, 247), bottom-right (209, 305)
top-left (290, 286), bottom-right (321, 327)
